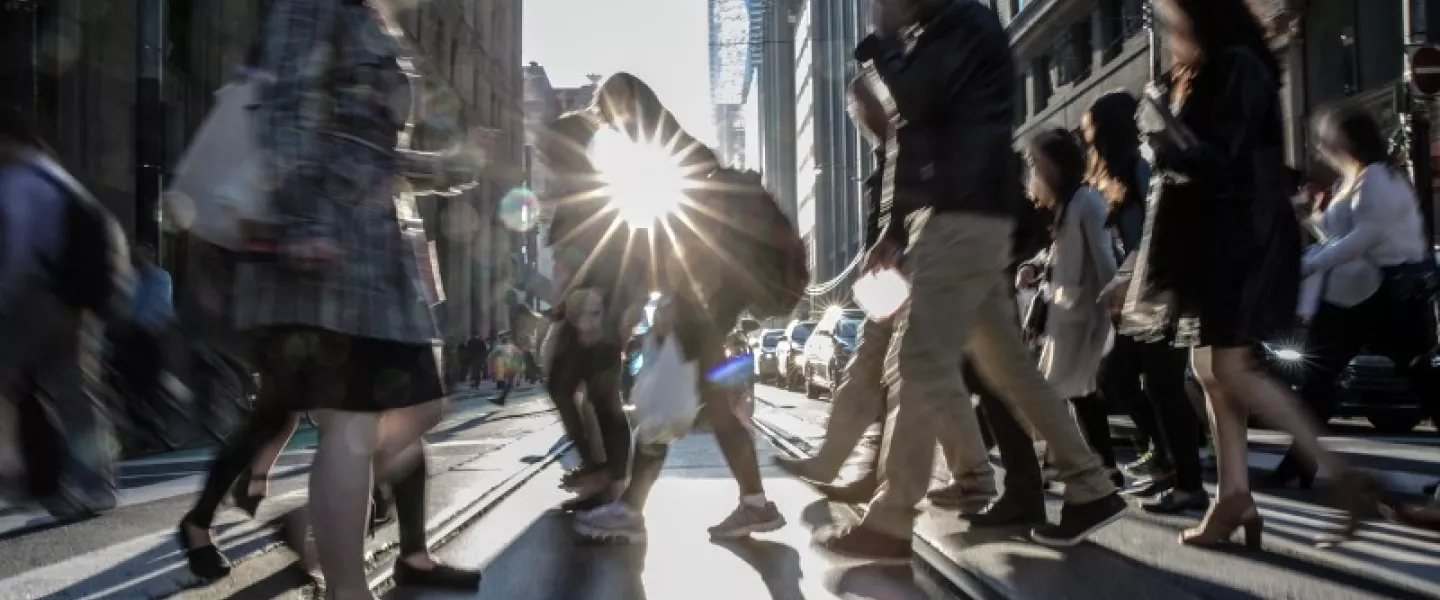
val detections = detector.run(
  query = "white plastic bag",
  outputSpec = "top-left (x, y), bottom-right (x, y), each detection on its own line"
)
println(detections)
top-left (632, 334), bottom-right (701, 445)
top-left (164, 80), bottom-right (277, 250)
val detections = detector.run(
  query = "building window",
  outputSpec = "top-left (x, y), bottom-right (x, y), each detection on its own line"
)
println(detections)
top-left (1070, 20), bottom-right (1094, 82)
top-left (1032, 56), bottom-right (1052, 111)
top-left (1120, 0), bottom-right (1144, 39)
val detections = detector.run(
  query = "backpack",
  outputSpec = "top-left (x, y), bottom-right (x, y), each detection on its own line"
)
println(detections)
top-left (20, 156), bottom-right (132, 319)
top-left (690, 168), bottom-right (810, 319)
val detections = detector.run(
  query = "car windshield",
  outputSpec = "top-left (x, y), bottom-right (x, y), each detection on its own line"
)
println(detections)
top-left (792, 323), bottom-right (814, 343)
top-left (762, 331), bottom-right (782, 349)
top-left (835, 319), bottom-right (860, 343)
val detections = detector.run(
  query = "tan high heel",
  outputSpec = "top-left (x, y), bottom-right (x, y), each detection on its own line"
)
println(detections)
top-left (1179, 494), bottom-right (1263, 549)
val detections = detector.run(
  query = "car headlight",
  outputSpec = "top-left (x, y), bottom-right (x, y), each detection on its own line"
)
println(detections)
top-left (1262, 342), bottom-right (1304, 361)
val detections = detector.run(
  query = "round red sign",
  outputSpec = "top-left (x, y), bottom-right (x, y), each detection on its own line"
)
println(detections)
top-left (1411, 45), bottom-right (1440, 96)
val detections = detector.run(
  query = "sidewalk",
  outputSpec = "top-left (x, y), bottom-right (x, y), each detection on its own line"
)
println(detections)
top-left (759, 408), bottom-right (1440, 600)
top-left (0, 386), bottom-right (547, 534)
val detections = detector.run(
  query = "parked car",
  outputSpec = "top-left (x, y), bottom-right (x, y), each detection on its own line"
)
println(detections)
top-left (802, 311), bottom-right (862, 399)
top-left (752, 328), bottom-right (784, 383)
top-left (1261, 339), bottom-right (1439, 434)
top-left (776, 320), bottom-right (816, 390)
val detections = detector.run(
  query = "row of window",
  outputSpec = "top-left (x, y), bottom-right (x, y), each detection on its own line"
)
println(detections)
top-left (1014, 0), bottom-right (1146, 122)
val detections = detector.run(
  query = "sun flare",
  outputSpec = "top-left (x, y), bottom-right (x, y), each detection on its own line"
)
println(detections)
top-left (588, 127), bottom-right (688, 228)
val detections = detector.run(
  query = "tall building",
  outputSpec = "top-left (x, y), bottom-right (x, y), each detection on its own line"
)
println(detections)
top-left (0, 2), bottom-right (525, 343)
top-left (522, 62), bottom-right (563, 311)
top-left (710, 0), bottom-right (762, 168)
top-left (394, 0), bottom-right (526, 343)
top-left (793, 0), bottom-right (870, 286)
top-left (754, 0), bottom-right (802, 222)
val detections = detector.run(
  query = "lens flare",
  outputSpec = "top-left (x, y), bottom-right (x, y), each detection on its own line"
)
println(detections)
top-left (588, 128), bottom-right (686, 228)
top-left (498, 187), bottom-right (539, 232)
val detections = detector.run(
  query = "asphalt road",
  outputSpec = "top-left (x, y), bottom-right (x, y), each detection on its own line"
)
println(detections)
top-left (751, 383), bottom-right (1440, 600)
top-left (0, 387), bottom-right (558, 600)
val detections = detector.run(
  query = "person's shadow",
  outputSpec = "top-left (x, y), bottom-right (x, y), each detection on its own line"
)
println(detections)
top-left (715, 537), bottom-right (805, 600)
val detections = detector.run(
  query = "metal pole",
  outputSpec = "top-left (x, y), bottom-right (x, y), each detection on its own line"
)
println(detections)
top-left (1407, 1), bottom-right (1437, 246)
top-left (135, 0), bottom-right (167, 259)
top-left (1145, 1), bottom-right (1161, 81)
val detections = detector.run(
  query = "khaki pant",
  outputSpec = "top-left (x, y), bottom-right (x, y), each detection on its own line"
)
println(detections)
top-left (808, 318), bottom-right (993, 489)
top-left (861, 211), bottom-right (1114, 539)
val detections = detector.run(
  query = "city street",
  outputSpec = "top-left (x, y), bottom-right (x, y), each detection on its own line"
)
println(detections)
top-left (0, 386), bottom-right (560, 600)
top-left (0, 382), bottom-right (1437, 599)
top-left (752, 383), bottom-right (1440, 600)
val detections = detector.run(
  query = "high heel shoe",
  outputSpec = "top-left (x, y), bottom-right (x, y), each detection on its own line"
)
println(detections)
top-left (1178, 494), bottom-right (1263, 549)
top-left (229, 472), bottom-right (264, 518)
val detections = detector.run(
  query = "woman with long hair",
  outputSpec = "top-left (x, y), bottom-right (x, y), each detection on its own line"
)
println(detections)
top-left (1116, 0), bottom-right (1377, 546)
top-left (1270, 104), bottom-right (1436, 488)
top-left (1023, 128), bottom-right (1120, 482)
top-left (1085, 91), bottom-right (1207, 513)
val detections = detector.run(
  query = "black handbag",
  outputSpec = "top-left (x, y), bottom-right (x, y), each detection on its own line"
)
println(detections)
top-left (1380, 261), bottom-right (1440, 303)
top-left (1022, 288), bottom-right (1048, 343)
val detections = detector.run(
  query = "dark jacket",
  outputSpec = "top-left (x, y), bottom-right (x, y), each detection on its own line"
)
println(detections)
top-left (865, 144), bottom-right (1045, 273)
top-left (857, 0), bottom-right (1018, 242)
top-left (1122, 46), bottom-right (1299, 345)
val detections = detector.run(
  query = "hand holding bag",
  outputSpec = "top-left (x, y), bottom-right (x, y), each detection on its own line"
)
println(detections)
top-left (632, 334), bottom-right (702, 446)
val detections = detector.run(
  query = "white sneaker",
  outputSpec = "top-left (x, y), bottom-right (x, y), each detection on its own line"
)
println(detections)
top-left (573, 501), bottom-right (646, 544)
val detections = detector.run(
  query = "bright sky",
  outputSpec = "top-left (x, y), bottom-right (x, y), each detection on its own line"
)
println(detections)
top-left (522, 0), bottom-right (716, 145)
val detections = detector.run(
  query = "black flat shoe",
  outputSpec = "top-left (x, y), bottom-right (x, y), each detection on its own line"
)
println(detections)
top-left (393, 561), bottom-right (482, 591)
top-left (177, 520), bottom-right (232, 580)
top-left (815, 475), bottom-right (878, 504)
top-left (1141, 489), bottom-right (1210, 515)
top-left (229, 473), bottom-right (264, 518)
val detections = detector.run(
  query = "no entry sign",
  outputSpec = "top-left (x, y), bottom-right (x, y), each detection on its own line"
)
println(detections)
top-left (1409, 44), bottom-right (1440, 97)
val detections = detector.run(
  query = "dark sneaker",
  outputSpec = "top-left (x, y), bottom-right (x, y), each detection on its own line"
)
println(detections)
top-left (1121, 474), bottom-right (1176, 498)
top-left (966, 496), bottom-right (1047, 528)
top-left (708, 501), bottom-right (786, 539)
top-left (1140, 489), bottom-right (1210, 515)
top-left (1030, 493), bottom-right (1127, 547)
top-left (926, 480), bottom-right (998, 510)
top-left (1121, 448), bottom-right (1169, 479)
top-left (813, 524), bottom-right (912, 564)
top-left (393, 562), bottom-right (483, 591)
top-left (815, 475), bottom-right (879, 504)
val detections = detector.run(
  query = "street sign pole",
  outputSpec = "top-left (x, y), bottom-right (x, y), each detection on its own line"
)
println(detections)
top-left (1404, 4), bottom-right (1437, 246)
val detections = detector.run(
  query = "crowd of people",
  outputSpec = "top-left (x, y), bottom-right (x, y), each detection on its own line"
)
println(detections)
top-left (2, 0), bottom-right (1440, 599)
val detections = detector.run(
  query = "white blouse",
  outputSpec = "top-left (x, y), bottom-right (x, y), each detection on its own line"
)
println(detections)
top-left (1303, 163), bottom-right (1428, 308)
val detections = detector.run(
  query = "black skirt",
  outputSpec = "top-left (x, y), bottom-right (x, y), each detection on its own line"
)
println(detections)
top-left (256, 326), bottom-right (444, 412)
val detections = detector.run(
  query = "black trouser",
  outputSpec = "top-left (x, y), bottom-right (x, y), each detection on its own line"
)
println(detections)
top-left (546, 324), bottom-right (630, 481)
top-left (622, 380), bottom-right (764, 510)
top-left (1099, 333), bottom-right (1201, 490)
top-left (1286, 289), bottom-right (1438, 473)
top-left (970, 364), bottom-right (1045, 506)
top-left (111, 324), bottom-right (164, 409)
top-left (1068, 393), bottom-right (1117, 469)
top-left (183, 383), bottom-right (432, 555)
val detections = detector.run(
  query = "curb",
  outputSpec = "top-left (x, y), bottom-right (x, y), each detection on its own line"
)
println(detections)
top-left (750, 415), bottom-right (1009, 600)
top-left (363, 429), bottom-right (572, 595)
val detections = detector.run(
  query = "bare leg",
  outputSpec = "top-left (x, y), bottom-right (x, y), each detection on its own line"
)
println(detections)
top-left (309, 409), bottom-right (381, 600)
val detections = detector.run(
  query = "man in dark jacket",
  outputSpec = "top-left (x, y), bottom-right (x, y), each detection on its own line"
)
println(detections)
top-left (819, 0), bottom-right (1123, 559)
top-left (773, 74), bottom-right (997, 512)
